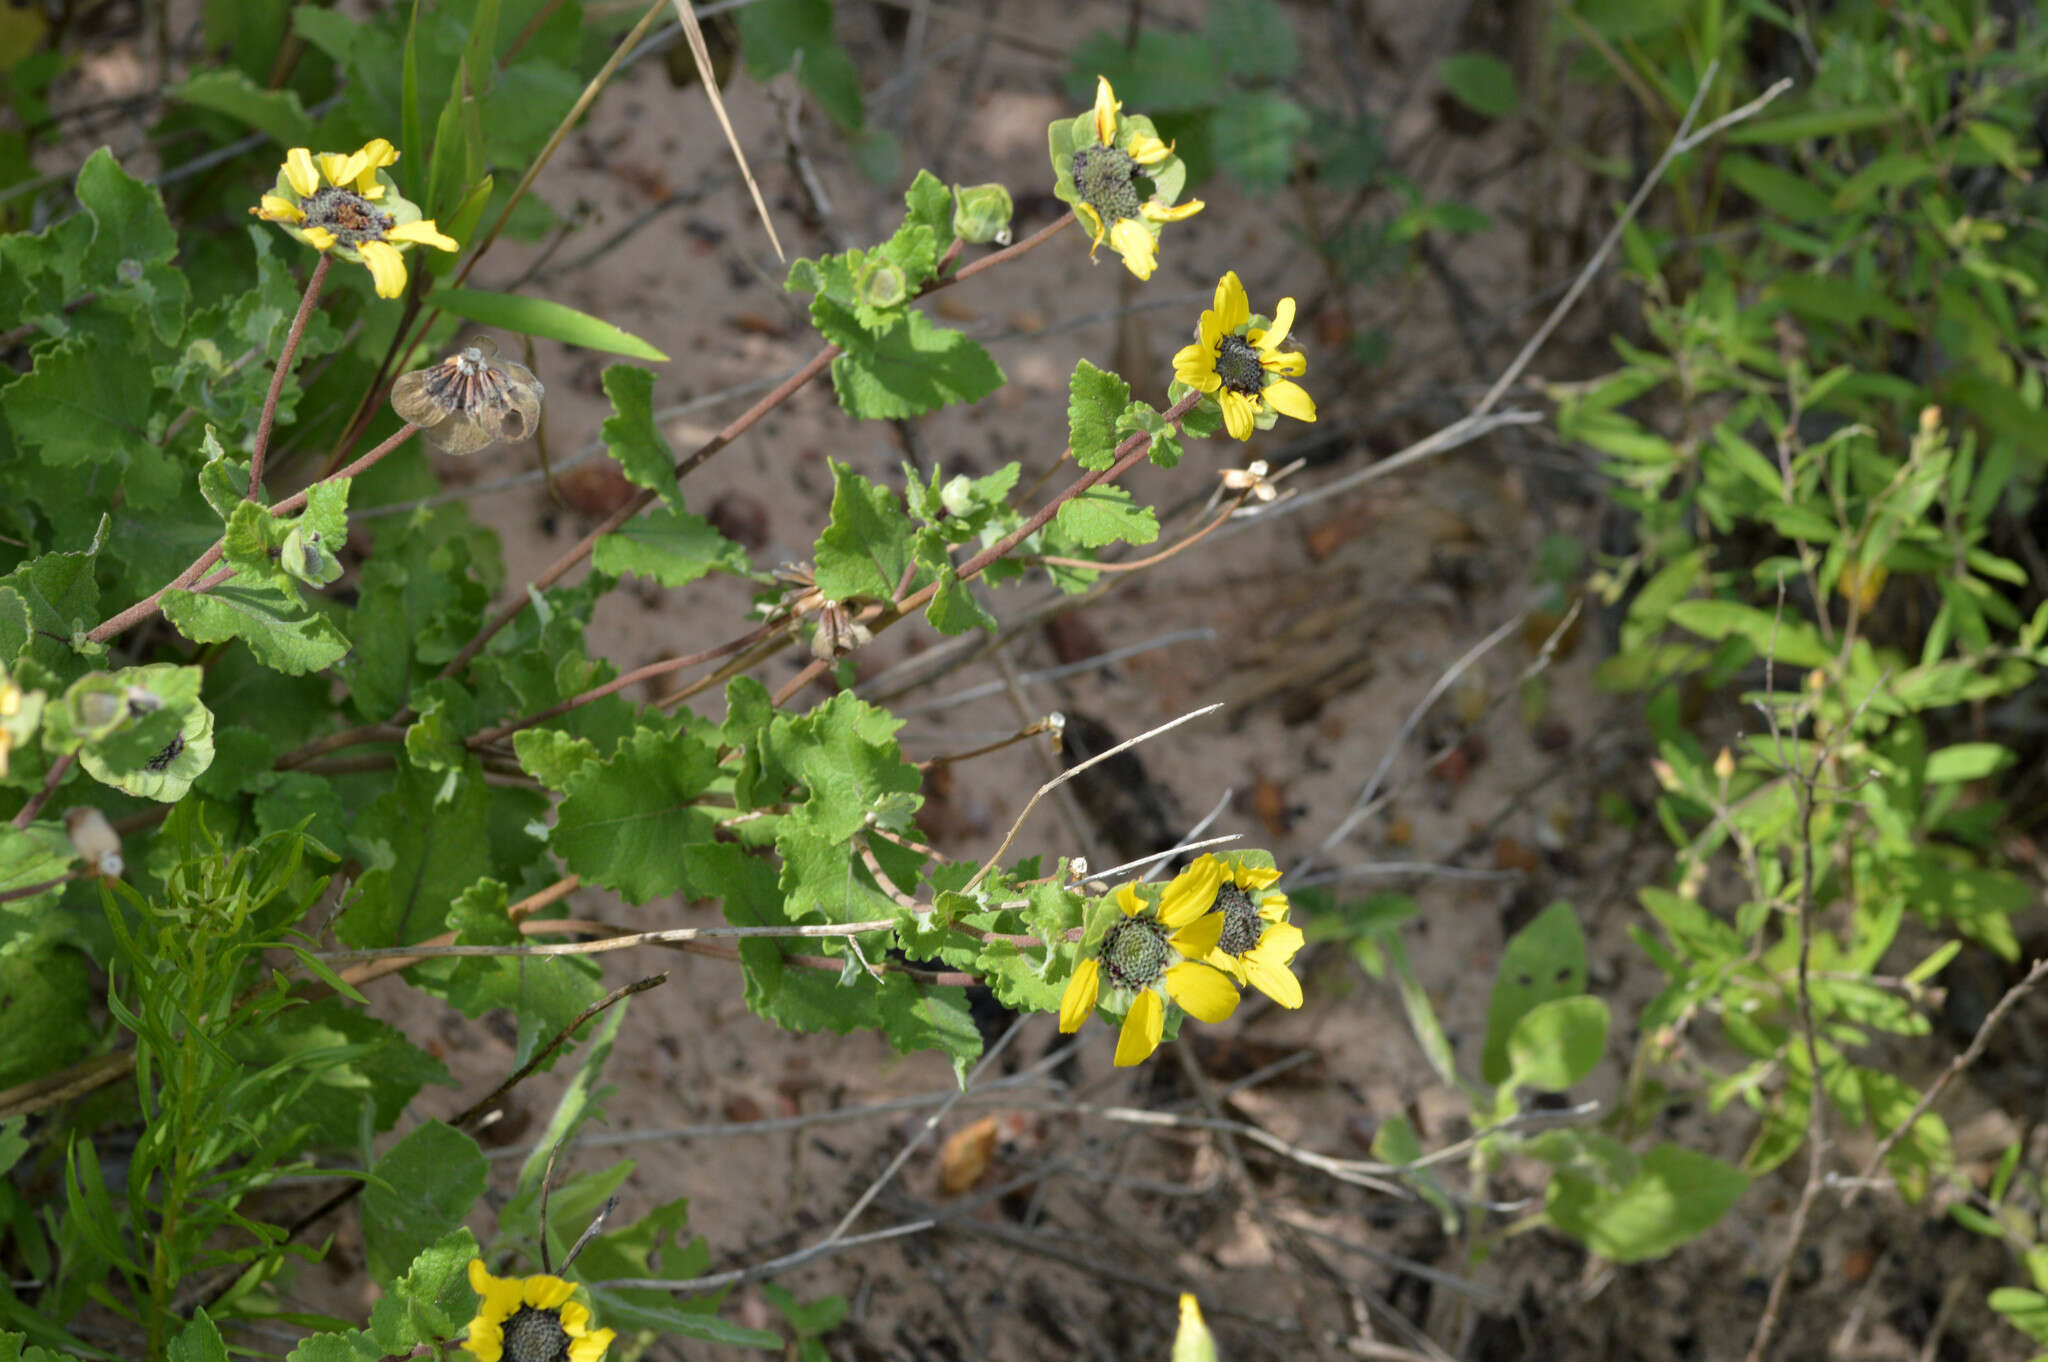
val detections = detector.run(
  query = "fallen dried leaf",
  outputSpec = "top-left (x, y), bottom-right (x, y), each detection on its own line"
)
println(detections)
top-left (939, 1115), bottom-right (1000, 1195)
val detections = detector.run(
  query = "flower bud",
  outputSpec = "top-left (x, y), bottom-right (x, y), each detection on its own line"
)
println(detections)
top-left (952, 182), bottom-right (1014, 246)
top-left (64, 806), bottom-right (123, 879)
top-left (856, 258), bottom-right (907, 310)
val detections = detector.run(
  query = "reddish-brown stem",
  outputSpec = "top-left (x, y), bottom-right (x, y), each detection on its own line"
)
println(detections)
top-left (274, 722), bottom-right (408, 771)
top-left (436, 346), bottom-right (840, 681)
top-left (12, 752), bottom-right (74, 829)
top-left (249, 253), bottom-right (330, 503)
top-left (0, 870), bottom-right (83, 906)
top-left (435, 211), bottom-right (1077, 688)
top-left (85, 423), bottom-right (420, 644)
top-left (464, 622), bottom-right (781, 749)
top-left (771, 388), bottom-right (1201, 706)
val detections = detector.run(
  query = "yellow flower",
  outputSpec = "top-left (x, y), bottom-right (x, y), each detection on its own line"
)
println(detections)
top-left (1173, 271), bottom-right (1317, 440)
top-left (1193, 854), bottom-right (1305, 1009)
top-left (463, 1258), bottom-right (615, 1362)
top-left (252, 139), bottom-right (458, 298)
top-left (1060, 75), bottom-right (1204, 280)
top-left (1058, 861), bottom-right (1240, 1066)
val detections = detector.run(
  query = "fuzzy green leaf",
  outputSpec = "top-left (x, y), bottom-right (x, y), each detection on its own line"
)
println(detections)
top-left (1068, 360), bottom-right (1131, 471)
top-left (552, 724), bottom-right (720, 904)
top-left (161, 583), bottom-right (350, 675)
top-left (816, 304), bottom-right (1005, 419)
top-left (815, 461), bottom-right (914, 601)
top-left (360, 1122), bottom-right (487, 1283)
top-left (1053, 485), bottom-right (1158, 549)
top-left (599, 365), bottom-right (679, 508)
top-left (592, 507), bottom-right (748, 586)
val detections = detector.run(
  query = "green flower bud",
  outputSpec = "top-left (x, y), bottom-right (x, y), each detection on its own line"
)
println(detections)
top-left (856, 257), bottom-right (907, 310)
top-left (952, 182), bottom-right (1014, 246)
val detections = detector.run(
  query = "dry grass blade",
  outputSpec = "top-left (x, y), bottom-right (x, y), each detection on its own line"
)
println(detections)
top-left (669, 0), bottom-right (785, 262)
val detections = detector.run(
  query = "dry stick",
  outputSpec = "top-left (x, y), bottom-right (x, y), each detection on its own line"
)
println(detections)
top-left (85, 422), bottom-right (420, 643)
top-left (964, 702), bottom-right (1224, 895)
top-left (452, 973), bottom-right (668, 1131)
top-left (494, 1040), bottom-right (1082, 1159)
top-left (1845, 955), bottom-right (2048, 1203)
top-left (666, 0), bottom-right (782, 261)
top-left (314, 915), bottom-right (905, 964)
top-left (1289, 612), bottom-right (1527, 884)
top-left (247, 253), bottom-right (331, 503)
top-left (12, 753), bottom-right (75, 829)
top-left (599, 1220), bottom-right (938, 1295)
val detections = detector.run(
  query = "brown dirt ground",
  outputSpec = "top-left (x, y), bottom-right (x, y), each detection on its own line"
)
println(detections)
top-left (37, 1), bottom-right (2048, 1359)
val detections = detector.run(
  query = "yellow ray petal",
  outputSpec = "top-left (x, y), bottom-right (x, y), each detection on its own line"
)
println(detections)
top-left (558, 1301), bottom-right (591, 1332)
top-left (522, 1275), bottom-right (575, 1310)
top-left (568, 1329), bottom-right (616, 1362)
top-left (301, 225), bottom-right (338, 251)
top-left (1262, 378), bottom-right (1317, 422)
top-left (1114, 883), bottom-right (1146, 918)
top-left (1142, 196), bottom-right (1204, 223)
top-left (388, 218), bottom-right (460, 252)
top-left (1168, 912), bottom-right (1223, 959)
top-left (1092, 75), bottom-right (1120, 147)
top-left (1260, 349), bottom-right (1308, 378)
top-left (1235, 863), bottom-right (1283, 890)
top-left (1114, 990), bottom-right (1165, 1066)
top-left (318, 150), bottom-right (355, 189)
top-left (284, 148), bottom-right (320, 198)
top-left (1127, 132), bottom-right (1172, 165)
top-left (1059, 957), bottom-right (1102, 1032)
top-left (1219, 390), bottom-right (1255, 441)
top-left (468, 1259), bottom-right (525, 1321)
top-left (461, 1321), bottom-right (504, 1362)
top-left (1243, 949), bottom-right (1303, 1008)
top-left (1255, 296), bottom-right (1296, 353)
top-left (1214, 271), bottom-right (1250, 333)
top-left (1074, 201), bottom-right (1106, 259)
top-left (358, 240), bottom-right (408, 298)
top-left (1256, 921), bottom-right (1306, 963)
top-left (1163, 961), bottom-right (1239, 1023)
top-left (1157, 858), bottom-right (1222, 926)
top-left (257, 193), bottom-right (305, 223)
top-left (1108, 218), bottom-right (1158, 280)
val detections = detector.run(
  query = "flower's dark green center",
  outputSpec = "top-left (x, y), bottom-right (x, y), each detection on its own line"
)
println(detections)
top-left (143, 733), bottom-right (185, 773)
top-left (502, 1304), bottom-right (572, 1362)
top-left (1214, 884), bottom-right (1263, 957)
top-left (1100, 915), bottom-right (1171, 991)
top-left (1071, 145), bottom-right (1144, 224)
top-left (303, 185), bottom-right (393, 245)
top-left (1215, 335), bottom-right (1266, 395)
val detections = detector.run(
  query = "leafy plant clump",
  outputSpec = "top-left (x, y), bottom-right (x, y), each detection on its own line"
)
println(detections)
top-left (0, 6), bottom-right (1341, 1356)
